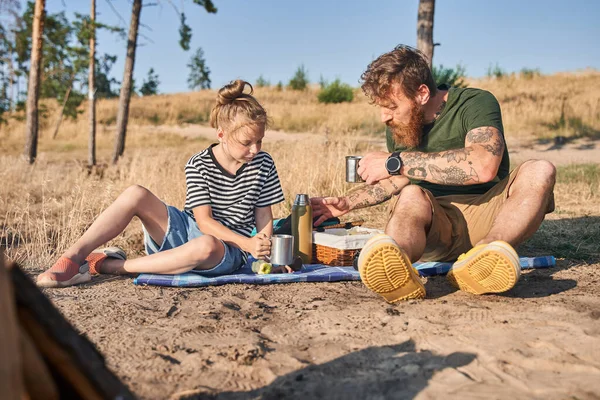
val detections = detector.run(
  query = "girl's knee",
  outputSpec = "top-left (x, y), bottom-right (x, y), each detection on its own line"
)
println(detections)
top-left (122, 185), bottom-right (152, 203)
top-left (187, 235), bottom-right (223, 263)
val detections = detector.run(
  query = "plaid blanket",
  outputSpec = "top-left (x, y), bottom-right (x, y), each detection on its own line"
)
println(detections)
top-left (133, 256), bottom-right (555, 288)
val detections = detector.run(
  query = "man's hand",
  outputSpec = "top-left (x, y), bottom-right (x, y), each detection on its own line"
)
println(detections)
top-left (246, 233), bottom-right (271, 260)
top-left (357, 151), bottom-right (392, 184)
top-left (310, 197), bottom-right (350, 227)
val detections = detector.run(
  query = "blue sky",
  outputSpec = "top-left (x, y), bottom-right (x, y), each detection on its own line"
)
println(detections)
top-left (41, 0), bottom-right (600, 94)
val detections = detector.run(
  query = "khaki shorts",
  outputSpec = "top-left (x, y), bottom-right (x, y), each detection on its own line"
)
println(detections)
top-left (388, 164), bottom-right (553, 262)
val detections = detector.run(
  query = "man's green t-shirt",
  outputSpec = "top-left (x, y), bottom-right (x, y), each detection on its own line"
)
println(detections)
top-left (386, 86), bottom-right (510, 197)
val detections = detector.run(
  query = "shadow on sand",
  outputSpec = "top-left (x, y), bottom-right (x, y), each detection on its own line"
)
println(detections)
top-left (176, 339), bottom-right (476, 400)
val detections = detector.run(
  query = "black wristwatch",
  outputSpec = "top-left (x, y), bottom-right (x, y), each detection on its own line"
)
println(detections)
top-left (385, 151), bottom-right (403, 175)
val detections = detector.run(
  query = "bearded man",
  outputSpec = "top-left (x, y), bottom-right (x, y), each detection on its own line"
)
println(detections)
top-left (311, 45), bottom-right (556, 303)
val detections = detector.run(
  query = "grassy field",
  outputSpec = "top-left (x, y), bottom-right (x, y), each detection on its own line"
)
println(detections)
top-left (1, 71), bottom-right (599, 268)
top-left (1, 70), bottom-right (599, 153)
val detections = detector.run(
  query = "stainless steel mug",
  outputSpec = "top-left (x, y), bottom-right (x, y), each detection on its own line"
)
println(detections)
top-left (270, 234), bottom-right (295, 266)
top-left (346, 156), bottom-right (364, 183)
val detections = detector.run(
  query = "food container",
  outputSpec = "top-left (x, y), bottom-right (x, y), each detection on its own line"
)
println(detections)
top-left (311, 227), bottom-right (383, 266)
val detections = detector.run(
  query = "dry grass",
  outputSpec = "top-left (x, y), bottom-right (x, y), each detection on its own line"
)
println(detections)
top-left (0, 136), bottom-right (394, 268)
top-left (2, 71), bottom-right (598, 157)
top-left (1, 71), bottom-right (599, 268)
top-left (1, 138), bottom-right (599, 269)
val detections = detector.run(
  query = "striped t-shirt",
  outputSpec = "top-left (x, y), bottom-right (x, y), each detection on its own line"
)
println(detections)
top-left (184, 144), bottom-right (285, 237)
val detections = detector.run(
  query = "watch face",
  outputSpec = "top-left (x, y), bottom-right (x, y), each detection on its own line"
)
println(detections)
top-left (386, 156), bottom-right (401, 172)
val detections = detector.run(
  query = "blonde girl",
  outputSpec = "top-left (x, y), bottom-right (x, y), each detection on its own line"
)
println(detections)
top-left (37, 80), bottom-right (284, 287)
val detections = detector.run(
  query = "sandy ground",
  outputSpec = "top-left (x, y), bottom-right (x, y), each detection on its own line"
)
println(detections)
top-left (24, 131), bottom-right (600, 399)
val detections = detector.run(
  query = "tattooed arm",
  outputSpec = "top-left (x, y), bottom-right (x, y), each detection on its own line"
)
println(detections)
top-left (310, 176), bottom-right (411, 226)
top-left (401, 126), bottom-right (505, 185)
top-left (345, 175), bottom-right (411, 210)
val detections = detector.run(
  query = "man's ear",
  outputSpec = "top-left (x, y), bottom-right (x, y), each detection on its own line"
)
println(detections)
top-left (416, 84), bottom-right (431, 105)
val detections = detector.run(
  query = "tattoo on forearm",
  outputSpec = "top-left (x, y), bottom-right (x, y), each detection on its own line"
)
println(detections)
top-left (428, 165), bottom-right (480, 184)
top-left (366, 185), bottom-right (390, 203)
top-left (407, 167), bottom-right (427, 179)
top-left (402, 151), bottom-right (439, 168)
top-left (348, 183), bottom-right (392, 210)
top-left (444, 147), bottom-right (473, 163)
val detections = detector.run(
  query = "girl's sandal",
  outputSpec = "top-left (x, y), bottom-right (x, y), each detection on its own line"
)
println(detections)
top-left (86, 247), bottom-right (127, 275)
top-left (37, 257), bottom-right (91, 288)
top-left (36, 247), bottom-right (126, 288)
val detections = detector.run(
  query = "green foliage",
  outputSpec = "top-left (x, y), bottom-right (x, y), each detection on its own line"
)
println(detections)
top-left (487, 63), bottom-right (507, 79)
top-left (432, 64), bottom-right (467, 88)
top-left (178, 13), bottom-right (192, 51)
top-left (317, 79), bottom-right (354, 104)
top-left (187, 47), bottom-right (211, 90)
top-left (318, 74), bottom-right (327, 89)
top-left (8, 2), bottom-right (122, 121)
top-left (288, 64), bottom-right (309, 91)
top-left (255, 75), bottom-right (270, 88)
top-left (275, 81), bottom-right (283, 91)
top-left (95, 54), bottom-right (120, 98)
top-left (140, 68), bottom-right (160, 96)
top-left (520, 67), bottom-right (541, 80)
top-left (192, 0), bottom-right (218, 13)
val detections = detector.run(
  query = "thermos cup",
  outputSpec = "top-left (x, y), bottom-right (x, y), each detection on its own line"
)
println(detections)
top-left (345, 156), bottom-right (364, 183)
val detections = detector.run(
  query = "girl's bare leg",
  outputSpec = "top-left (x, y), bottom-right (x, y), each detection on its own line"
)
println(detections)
top-left (61, 185), bottom-right (169, 265)
top-left (100, 235), bottom-right (226, 275)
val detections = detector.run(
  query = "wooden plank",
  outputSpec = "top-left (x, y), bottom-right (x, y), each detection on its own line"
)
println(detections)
top-left (0, 253), bottom-right (24, 400)
top-left (9, 260), bottom-right (136, 400)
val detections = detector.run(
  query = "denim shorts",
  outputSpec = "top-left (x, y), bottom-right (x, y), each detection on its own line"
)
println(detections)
top-left (143, 205), bottom-right (246, 276)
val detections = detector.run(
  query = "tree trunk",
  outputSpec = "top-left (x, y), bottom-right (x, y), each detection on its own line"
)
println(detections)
top-left (88, 0), bottom-right (97, 167)
top-left (51, 83), bottom-right (72, 139)
top-left (416, 0), bottom-right (435, 68)
top-left (8, 57), bottom-right (15, 111)
top-left (112, 0), bottom-right (142, 164)
top-left (24, 0), bottom-right (45, 164)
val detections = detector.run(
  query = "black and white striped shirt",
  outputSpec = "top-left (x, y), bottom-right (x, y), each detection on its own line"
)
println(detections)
top-left (184, 144), bottom-right (285, 237)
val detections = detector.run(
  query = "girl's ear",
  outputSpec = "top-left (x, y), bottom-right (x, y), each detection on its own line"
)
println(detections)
top-left (217, 128), bottom-right (225, 143)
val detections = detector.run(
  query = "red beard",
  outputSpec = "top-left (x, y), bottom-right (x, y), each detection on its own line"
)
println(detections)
top-left (387, 101), bottom-right (425, 149)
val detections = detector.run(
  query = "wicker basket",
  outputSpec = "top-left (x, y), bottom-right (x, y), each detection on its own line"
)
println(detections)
top-left (311, 227), bottom-right (383, 266)
top-left (312, 244), bottom-right (358, 266)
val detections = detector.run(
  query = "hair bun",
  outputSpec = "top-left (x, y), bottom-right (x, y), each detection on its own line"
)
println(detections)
top-left (216, 79), bottom-right (253, 105)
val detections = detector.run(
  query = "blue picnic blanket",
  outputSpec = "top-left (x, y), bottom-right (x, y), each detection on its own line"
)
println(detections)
top-left (133, 256), bottom-right (555, 288)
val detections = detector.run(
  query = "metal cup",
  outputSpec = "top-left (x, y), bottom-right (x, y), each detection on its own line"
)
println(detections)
top-left (270, 234), bottom-right (294, 266)
top-left (345, 156), bottom-right (364, 183)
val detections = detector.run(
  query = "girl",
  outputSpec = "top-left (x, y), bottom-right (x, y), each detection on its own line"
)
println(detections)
top-left (37, 80), bottom-right (285, 288)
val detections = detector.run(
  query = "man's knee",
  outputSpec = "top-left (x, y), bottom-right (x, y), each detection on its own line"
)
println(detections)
top-left (514, 160), bottom-right (556, 212)
top-left (392, 185), bottom-right (432, 218)
top-left (518, 160), bottom-right (556, 190)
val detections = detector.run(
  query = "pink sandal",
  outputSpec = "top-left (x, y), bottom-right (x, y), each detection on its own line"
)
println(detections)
top-left (36, 257), bottom-right (91, 288)
top-left (36, 247), bottom-right (126, 288)
top-left (86, 247), bottom-right (127, 275)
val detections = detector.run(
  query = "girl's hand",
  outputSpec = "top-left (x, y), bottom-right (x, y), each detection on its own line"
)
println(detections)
top-left (247, 233), bottom-right (271, 260)
top-left (310, 196), bottom-right (350, 227)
